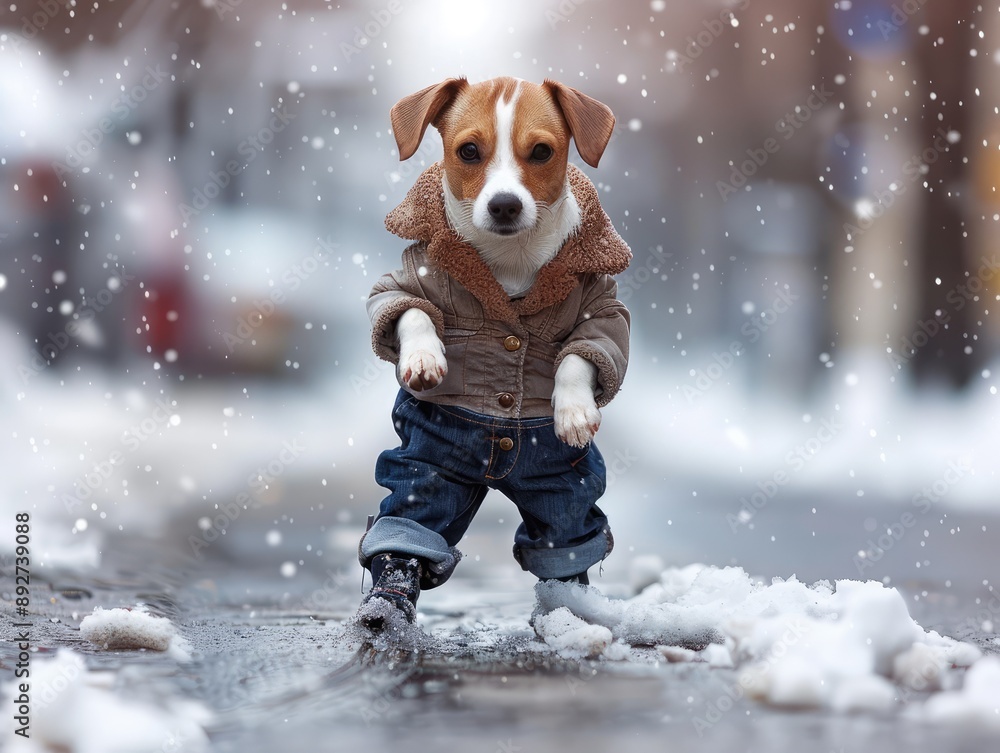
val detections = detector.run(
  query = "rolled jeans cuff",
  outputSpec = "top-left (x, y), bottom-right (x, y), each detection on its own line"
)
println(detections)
top-left (359, 516), bottom-right (462, 581)
top-left (514, 528), bottom-right (613, 579)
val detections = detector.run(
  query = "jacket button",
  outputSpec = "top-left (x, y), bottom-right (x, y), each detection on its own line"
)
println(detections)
top-left (503, 335), bottom-right (521, 351)
top-left (497, 392), bottom-right (515, 409)
top-left (498, 437), bottom-right (514, 451)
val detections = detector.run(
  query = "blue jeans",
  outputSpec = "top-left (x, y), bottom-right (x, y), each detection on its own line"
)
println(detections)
top-left (359, 390), bottom-right (613, 586)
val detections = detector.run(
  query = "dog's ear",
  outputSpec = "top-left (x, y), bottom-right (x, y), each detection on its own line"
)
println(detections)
top-left (543, 80), bottom-right (616, 168)
top-left (390, 78), bottom-right (468, 161)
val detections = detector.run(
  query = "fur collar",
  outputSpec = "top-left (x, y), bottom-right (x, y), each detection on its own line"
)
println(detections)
top-left (385, 161), bottom-right (631, 327)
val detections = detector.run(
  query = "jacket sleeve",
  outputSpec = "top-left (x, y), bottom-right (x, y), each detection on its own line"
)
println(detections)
top-left (366, 243), bottom-right (446, 364)
top-left (554, 274), bottom-right (631, 407)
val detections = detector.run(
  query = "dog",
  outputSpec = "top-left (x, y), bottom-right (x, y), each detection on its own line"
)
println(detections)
top-left (390, 76), bottom-right (622, 446)
top-left (357, 76), bottom-right (631, 629)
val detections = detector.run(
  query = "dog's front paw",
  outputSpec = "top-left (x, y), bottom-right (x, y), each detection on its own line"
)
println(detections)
top-left (400, 348), bottom-right (447, 391)
top-left (554, 391), bottom-right (602, 448)
top-left (396, 308), bottom-right (447, 391)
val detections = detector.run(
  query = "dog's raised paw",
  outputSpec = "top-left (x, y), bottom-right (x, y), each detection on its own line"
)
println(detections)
top-left (554, 398), bottom-right (601, 448)
top-left (400, 349), bottom-right (448, 391)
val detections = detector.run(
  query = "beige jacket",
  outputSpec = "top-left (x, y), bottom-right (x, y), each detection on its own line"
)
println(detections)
top-left (368, 162), bottom-right (631, 419)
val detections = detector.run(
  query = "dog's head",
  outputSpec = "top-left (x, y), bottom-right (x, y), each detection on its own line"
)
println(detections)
top-left (390, 76), bottom-right (615, 238)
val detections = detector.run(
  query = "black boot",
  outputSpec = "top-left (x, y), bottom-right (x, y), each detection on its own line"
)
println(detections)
top-left (359, 553), bottom-right (423, 631)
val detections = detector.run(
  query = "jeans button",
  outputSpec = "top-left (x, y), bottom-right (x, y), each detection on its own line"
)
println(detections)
top-left (499, 437), bottom-right (514, 451)
top-left (497, 392), bottom-right (515, 409)
top-left (503, 335), bottom-right (521, 351)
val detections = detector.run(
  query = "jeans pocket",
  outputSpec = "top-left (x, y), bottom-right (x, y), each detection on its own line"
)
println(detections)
top-left (570, 443), bottom-right (607, 496)
top-left (393, 393), bottom-right (421, 418)
top-left (390, 392), bottom-right (429, 443)
top-left (569, 444), bottom-right (592, 470)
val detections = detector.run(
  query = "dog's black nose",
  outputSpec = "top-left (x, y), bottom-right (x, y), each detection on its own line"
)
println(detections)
top-left (487, 193), bottom-right (523, 222)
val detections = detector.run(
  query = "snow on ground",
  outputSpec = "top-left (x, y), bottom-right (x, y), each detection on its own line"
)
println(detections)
top-left (610, 351), bottom-right (998, 511)
top-left (4, 317), bottom-right (1000, 740)
top-left (3, 343), bottom-right (998, 578)
top-left (531, 608), bottom-right (614, 659)
top-left (530, 563), bottom-right (992, 723)
top-left (80, 605), bottom-right (191, 659)
top-left (0, 337), bottom-right (400, 571)
top-left (1, 650), bottom-right (212, 753)
top-left (3, 325), bottom-right (999, 581)
top-left (920, 656), bottom-right (1000, 728)
top-left (336, 559), bottom-right (997, 728)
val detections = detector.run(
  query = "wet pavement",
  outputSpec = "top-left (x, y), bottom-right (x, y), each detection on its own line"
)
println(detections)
top-left (3, 469), bottom-right (998, 753)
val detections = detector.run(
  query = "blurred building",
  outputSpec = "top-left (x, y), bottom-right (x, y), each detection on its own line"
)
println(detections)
top-left (1, 0), bottom-right (997, 394)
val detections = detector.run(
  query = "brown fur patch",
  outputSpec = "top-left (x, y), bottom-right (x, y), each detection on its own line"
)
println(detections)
top-left (436, 77), bottom-right (569, 205)
top-left (512, 83), bottom-right (570, 205)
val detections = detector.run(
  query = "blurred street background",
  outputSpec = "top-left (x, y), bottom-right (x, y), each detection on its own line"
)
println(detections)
top-left (1, 1), bottom-right (1000, 750)
top-left (3, 0), bottom-right (1000, 617)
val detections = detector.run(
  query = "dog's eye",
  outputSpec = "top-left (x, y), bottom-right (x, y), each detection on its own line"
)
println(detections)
top-left (458, 143), bottom-right (480, 162)
top-left (530, 144), bottom-right (553, 162)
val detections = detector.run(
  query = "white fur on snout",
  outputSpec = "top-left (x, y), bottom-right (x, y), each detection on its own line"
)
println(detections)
top-left (444, 173), bottom-right (581, 297)
top-left (552, 352), bottom-right (601, 448)
top-left (471, 84), bottom-right (537, 234)
top-left (396, 308), bottom-right (447, 391)
top-left (441, 81), bottom-right (583, 296)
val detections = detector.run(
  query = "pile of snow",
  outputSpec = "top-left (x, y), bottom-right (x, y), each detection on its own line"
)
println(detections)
top-left (1, 650), bottom-right (211, 753)
top-left (80, 606), bottom-right (191, 659)
top-left (531, 607), bottom-right (613, 659)
top-left (533, 564), bottom-right (984, 714)
top-left (921, 656), bottom-right (1000, 728)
